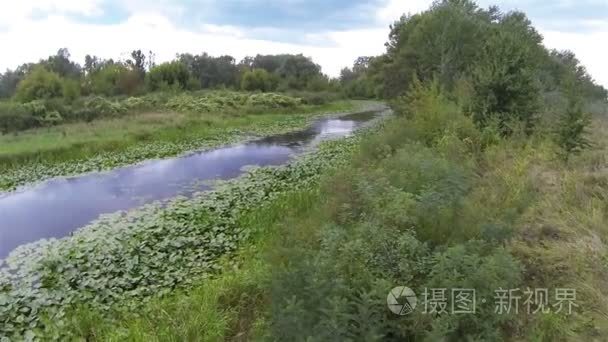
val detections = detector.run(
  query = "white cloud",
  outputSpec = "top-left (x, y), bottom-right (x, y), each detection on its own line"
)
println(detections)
top-left (376, 0), bottom-right (430, 24)
top-left (0, 0), bottom-right (606, 89)
top-left (0, 12), bottom-right (388, 77)
top-left (0, 0), bottom-right (103, 27)
top-left (541, 26), bottom-right (608, 88)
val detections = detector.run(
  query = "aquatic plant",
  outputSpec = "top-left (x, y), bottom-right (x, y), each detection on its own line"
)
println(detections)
top-left (0, 111), bottom-right (387, 340)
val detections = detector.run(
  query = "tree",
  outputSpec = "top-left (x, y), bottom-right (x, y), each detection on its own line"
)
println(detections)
top-left (241, 69), bottom-right (278, 92)
top-left (146, 61), bottom-right (190, 91)
top-left (379, 0), bottom-right (491, 98)
top-left (555, 79), bottom-right (592, 162)
top-left (178, 53), bottom-right (239, 89)
top-left (44, 48), bottom-right (82, 79)
top-left (0, 69), bottom-right (25, 98)
top-left (14, 66), bottom-right (63, 102)
top-left (471, 27), bottom-right (540, 133)
top-left (84, 55), bottom-right (100, 75)
top-left (276, 54), bottom-right (321, 89)
top-left (127, 49), bottom-right (147, 79)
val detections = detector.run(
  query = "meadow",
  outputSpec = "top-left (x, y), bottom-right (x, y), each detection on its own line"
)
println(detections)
top-left (49, 83), bottom-right (608, 341)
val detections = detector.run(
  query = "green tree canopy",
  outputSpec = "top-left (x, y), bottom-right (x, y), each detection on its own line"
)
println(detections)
top-left (14, 66), bottom-right (64, 102)
top-left (146, 61), bottom-right (190, 91)
top-left (241, 69), bottom-right (279, 92)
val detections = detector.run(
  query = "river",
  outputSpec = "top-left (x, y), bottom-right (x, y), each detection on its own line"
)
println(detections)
top-left (0, 109), bottom-right (382, 258)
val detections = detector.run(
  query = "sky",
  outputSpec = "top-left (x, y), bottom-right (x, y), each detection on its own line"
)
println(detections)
top-left (0, 0), bottom-right (606, 87)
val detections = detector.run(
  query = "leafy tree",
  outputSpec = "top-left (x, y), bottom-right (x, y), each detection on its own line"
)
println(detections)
top-left (244, 54), bottom-right (322, 90)
top-left (14, 66), bottom-right (63, 102)
top-left (379, 0), bottom-right (491, 98)
top-left (84, 55), bottom-right (100, 75)
top-left (340, 57), bottom-right (377, 98)
top-left (555, 79), bottom-right (592, 161)
top-left (127, 49), bottom-right (147, 78)
top-left (86, 63), bottom-right (135, 96)
top-left (276, 54), bottom-right (321, 89)
top-left (61, 78), bottom-right (81, 102)
top-left (471, 27), bottom-right (540, 133)
top-left (241, 68), bottom-right (278, 92)
top-left (43, 48), bottom-right (82, 79)
top-left (178, 53), bottom-right (239, 89)
top-left (543, 50), bottom-right (608, 101)
top-left (146, 61), bottom-right (190, 91)
top-left (0, 69), bottom-right (25, 98)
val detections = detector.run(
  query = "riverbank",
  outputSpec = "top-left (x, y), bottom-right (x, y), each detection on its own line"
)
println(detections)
top-left (0, 98), bottom-right (364, 191)
top-left (0, 108), bottom-right (388, 340)
top-left (51, 88), bottom-right (608, 340)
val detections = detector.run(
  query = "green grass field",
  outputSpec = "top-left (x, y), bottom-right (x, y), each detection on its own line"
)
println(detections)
top-left (0, 101), bottom-right (354, 167)
top-left (0, 99), bottom-right (358, 190)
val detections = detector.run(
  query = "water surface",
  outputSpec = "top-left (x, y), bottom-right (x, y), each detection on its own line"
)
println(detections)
top-left (0, 110), bottom-right (381, 258)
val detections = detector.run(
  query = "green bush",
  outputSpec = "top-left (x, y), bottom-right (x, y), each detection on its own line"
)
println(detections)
top-left (86, 64), bottom-right (141, 96)
top-left (245, 93), bottom-right (301, 108)
top-left (241, 69), bottom-right (279, 92)
top-left (61, 78), bottom-right (81, 103)
top-left (288, 91), bottom-right (342, 105)
top-left (147, 61), bottom-right (190, 91)
top-left (14, 66), bottom-right (63, 102)
top-left (0, 102), bottom-right (38, 133)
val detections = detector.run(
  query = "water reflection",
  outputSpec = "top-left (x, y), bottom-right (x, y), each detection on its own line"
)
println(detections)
top-left (0, 110), bottom-right (379, 258)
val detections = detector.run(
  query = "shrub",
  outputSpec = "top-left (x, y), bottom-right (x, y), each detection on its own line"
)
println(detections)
top-left (241, 69), bottom-right (279, 92)
top-left (61, 78), bottom-right (81, 103)
top-left (0, 102), bottom-right (38, 133)
top-left (147, 61), bottom-right (190, 91)
top-left (245, 93), bottom-right (301, 108)
top-left (554, 80), bottom-right (592, 162)
top-left (86, 64), bottom-right (134, 96)
top-left (14, 66), bottom-right (63, 102)
top-left (471, 28), bottom-right (541, 133)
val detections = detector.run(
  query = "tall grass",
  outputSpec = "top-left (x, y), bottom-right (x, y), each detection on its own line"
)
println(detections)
top-left (48, 85), bottom-right (608, 340)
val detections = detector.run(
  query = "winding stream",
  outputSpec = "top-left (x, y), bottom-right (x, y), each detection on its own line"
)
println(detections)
top-left (0, 109), bottom-right (382, 258)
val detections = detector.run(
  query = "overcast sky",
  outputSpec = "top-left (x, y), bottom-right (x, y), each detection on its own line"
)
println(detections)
top-left (0, 0), bottom-right (606, 87)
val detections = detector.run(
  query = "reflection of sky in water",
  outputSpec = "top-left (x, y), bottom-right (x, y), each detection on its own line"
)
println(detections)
top-left (0, 111), bottom-right (378, 258)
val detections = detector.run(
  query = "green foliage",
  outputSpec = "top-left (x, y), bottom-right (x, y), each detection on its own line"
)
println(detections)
top-left (245, 93), bottom-right (301, 108)
top-left (146, 61), bottom-right (190, 91)
top-left (246, 54), bottom-right (322, 91)
top-left (240, 69), bottom-right (279, 92)
top-left (0, 127), bottom-right (366, 340)
top-left (554, 80), bottom-right (592, 161)
top-left (267, 118), bottom-right (522, 341)
top-left (14, 66), bottom-right (64, 102)
top-left (178, 53), bottom-right (239, 89)
top-left (61, 78), bottom-right (81, 102)
top-left (471, 27), bottom-right (541, 133)
top-left (340, 57), bottom-right (377, 99)
top-left (0, 102), bottom-right (38, 134)
top-left (86, 63), bottom-right (141, 96)
top-left (0, 97), bottom-right (354, 190)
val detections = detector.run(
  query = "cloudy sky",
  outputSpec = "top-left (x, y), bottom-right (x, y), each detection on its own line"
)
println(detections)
top-left (0, 0), bottom-right (606, 87)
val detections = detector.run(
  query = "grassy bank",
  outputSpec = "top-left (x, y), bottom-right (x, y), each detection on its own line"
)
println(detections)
top-left (0, 112), bottom-right (385, 340)
top-left (0, 96), bottom-right (359, 191)
top-left (52, 84), bottom-right (608, 341)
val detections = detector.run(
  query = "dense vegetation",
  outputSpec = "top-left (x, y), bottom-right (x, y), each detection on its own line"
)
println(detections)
top-left (0, 94), bottom-right (356, 191)
top-left (0, 50), bottom-right (343, 134)
top-left (1, 0), bottom-right (608, 340)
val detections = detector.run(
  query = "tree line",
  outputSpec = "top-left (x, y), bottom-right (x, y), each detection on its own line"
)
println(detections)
top-left (337, 0), bottom-right (607, 159)
top-left (0, 50), bottom-right (340, 103)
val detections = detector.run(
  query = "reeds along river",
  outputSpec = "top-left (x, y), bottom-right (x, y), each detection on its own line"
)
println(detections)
top-left (0, 109), bottom-right (382, 259)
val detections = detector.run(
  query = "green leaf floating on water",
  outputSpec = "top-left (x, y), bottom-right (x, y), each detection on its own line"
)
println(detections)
top-left (0, 112), bottom-right (387, 340)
